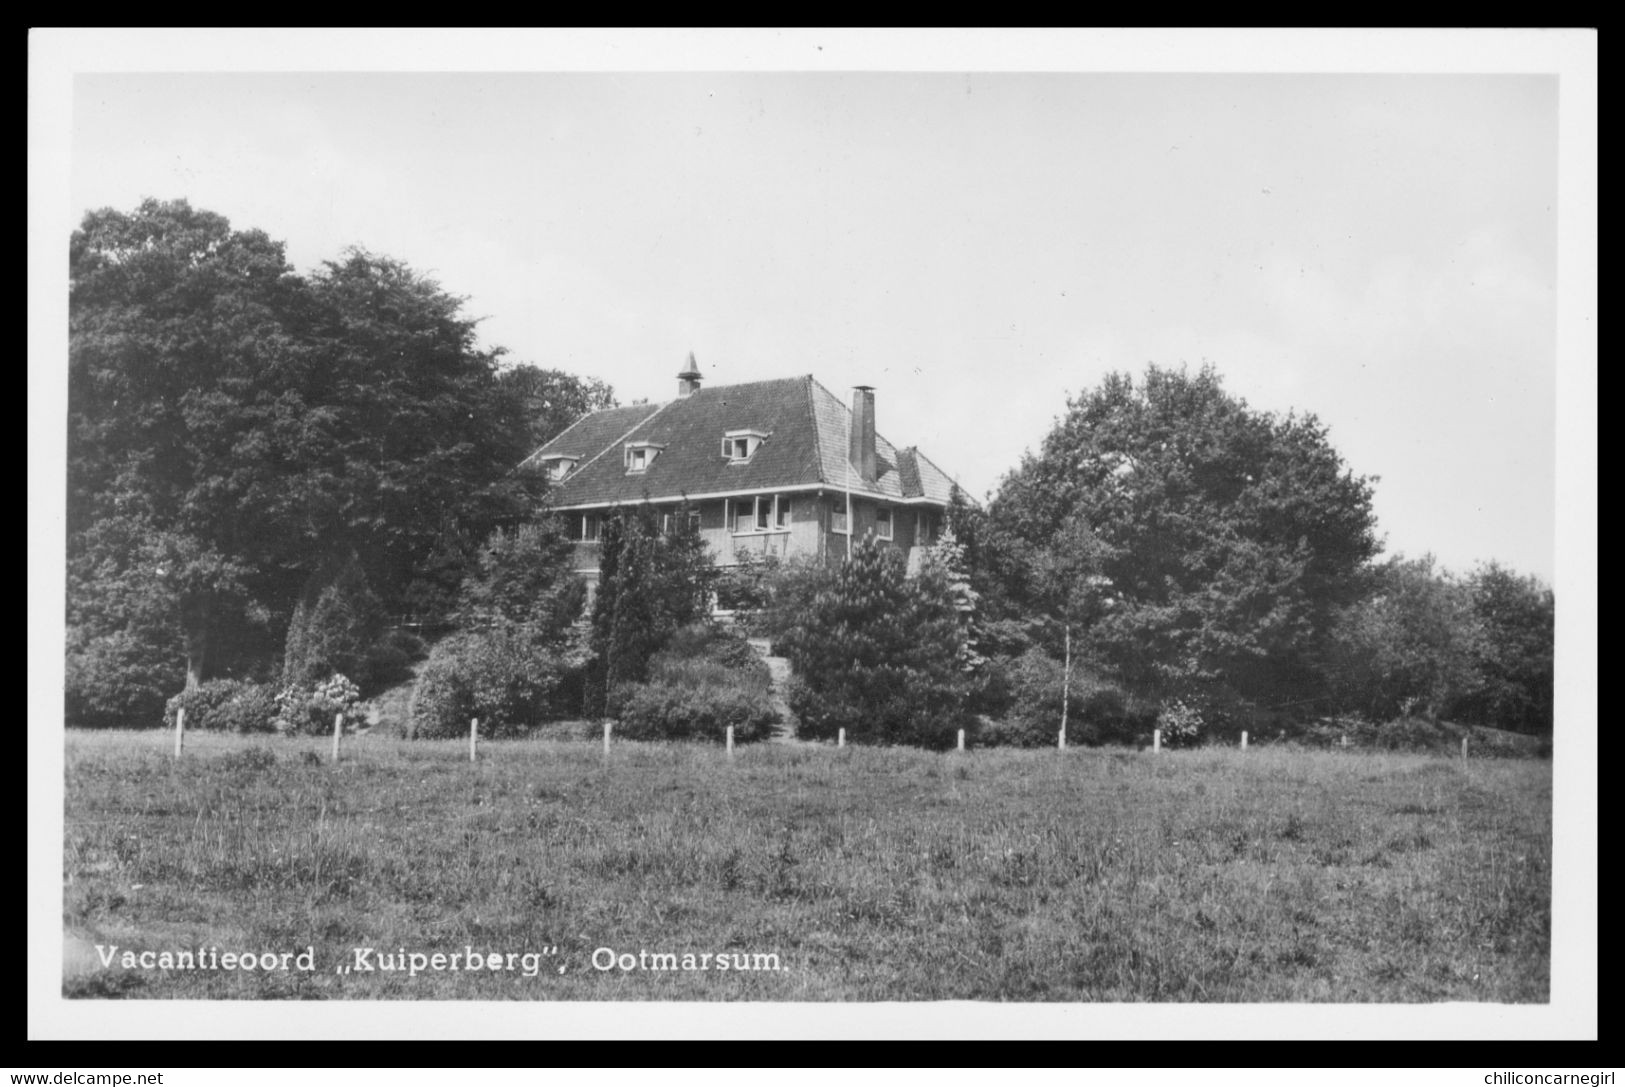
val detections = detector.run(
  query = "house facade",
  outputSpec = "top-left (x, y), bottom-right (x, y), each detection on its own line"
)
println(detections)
top-left (521, 356), bottom-right (960, 593)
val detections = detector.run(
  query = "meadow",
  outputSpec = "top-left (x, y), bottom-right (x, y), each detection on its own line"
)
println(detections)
top-left (62, 730), bottom-right (1550, 1002)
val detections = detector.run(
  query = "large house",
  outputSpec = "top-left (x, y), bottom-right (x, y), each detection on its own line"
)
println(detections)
top-left (521, 356), bottom-right (961, 592)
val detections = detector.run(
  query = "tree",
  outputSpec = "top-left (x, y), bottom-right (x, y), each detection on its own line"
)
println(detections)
top-left (1460, 562), bottom-right (1554, 733)
top-left (291, 248), bottom-right (543, 616)
top-left (498, 365), bottom-right (617, 452)
top-left (69, 199), bottom-right (311, 689)
top-left (458, 517), bottom-right (587, 637)
top-left (774, 532), bottom-right (971, 747)
top-left (280, 550), bottom-right (384, 690)
top-left (69, 201), bottom-right (550, 707)
top-left (1324, 554), bottom-right (1485, 721)
top-left (589, 501), bottom-right (716, 713)
top-left (992, 364), bottom-right (1380, 711)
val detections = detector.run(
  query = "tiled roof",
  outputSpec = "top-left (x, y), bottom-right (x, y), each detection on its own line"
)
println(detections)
top-left (527, 374), bottom-right (958, 509)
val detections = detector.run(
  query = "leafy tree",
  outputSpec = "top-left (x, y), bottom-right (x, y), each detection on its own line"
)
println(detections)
top-left (498, 365), bottom-right (617, 452)
top-left (405, 517), bottom-right (589, 738)
top-left (290, 248), bottom-right (543, 615)
top-left (1324, 554), bottom-right (1484, 721)
top-left (1460, 562), bottom-right (1554, 733)
top-left (458, 518), bottom-right (587, 636)
top-left (775, 532), bottom-right (971, 747)
top-left (68, 200), bottom-right (552, 711)
top-left (992, 364), bottom-right (1380, 711)
top-left (69, 199), bottom-right (311, 688)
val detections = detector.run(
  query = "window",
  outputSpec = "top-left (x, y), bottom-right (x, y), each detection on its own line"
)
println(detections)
top-left (663, 509), bottom-right (702, 536)
top-left (580, 514), bottom-right (600, 541)
top-left (875, 506), bottom-right (892, 539)
top-left (832, 501), bottom-right (849, 534)
top-left (731, 495), bottom-right (790, 534)
top-left (722, 429), bottom-right (769, 463)
top-left (539, 454), bottom-right (577, 481)
top-left (917, 510), bottom-right (935, 544)
top-left (624, 442), bottom-right (664, 473)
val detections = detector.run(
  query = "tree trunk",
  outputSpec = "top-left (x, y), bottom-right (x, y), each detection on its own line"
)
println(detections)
top-left (1061, 622), bottom-right (1071, 741)
top-left (183, 596), bottom-right (210, 690)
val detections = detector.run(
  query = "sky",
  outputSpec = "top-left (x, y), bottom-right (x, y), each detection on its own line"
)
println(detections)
top-left (49, 34), bottom-right (1583, 586)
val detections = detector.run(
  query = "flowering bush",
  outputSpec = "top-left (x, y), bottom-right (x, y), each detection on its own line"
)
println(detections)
top-left (212, 682), bottom-right (281, 734)
top-left (164, 679), bottom-right (248, 732)
top-left (1156, 698), bottom-right (1204, 747)
top-left (274, 673), bottom-right (363, 735)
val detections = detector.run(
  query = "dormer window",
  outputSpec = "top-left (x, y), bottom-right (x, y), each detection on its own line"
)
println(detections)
top-left (722, 428), bottom-right (769, 463)
top-left (624, 441), bottom-right (665, 473)
top-left (538, 454), bottom-right (578, 481)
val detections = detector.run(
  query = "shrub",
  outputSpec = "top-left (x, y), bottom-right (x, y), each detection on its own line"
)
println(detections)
top-left (283, 553), bottom-right (384, 692)
top-left (655, 623), bottom-right (767, 678)
top-left (772, 534), bottom-right (970, 748)
top-left (615, 682), bottom-right (777, 743)
top-left (66, 629), bottom-right (184, 728)
top-left (164, 679), bottom-right (248, 732)
top-left (987, 648), bottom-right (1146, 747)
top-left (1155, 698), bottom-right (1204, 747)
top-left (408, 626), bottom-right (569, 739)
top-left (611, 623), bottom-right (777, 742)
top-left (274, 673), bottom-right (363, 736)
top-left (212, 682), bottom-right (281, 734)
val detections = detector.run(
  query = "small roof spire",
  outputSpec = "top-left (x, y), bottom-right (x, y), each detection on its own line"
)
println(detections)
top-left (676, 352), bottom-right (703, 397)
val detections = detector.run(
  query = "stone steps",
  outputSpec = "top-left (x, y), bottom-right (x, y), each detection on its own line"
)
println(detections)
top-left (746, 637), bottom-right (801, 743)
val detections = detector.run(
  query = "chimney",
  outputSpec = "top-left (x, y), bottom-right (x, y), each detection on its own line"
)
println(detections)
top-left (677, 352), bottom-right (702, 398)
top-left (849, 385), bottom-right (877, 483)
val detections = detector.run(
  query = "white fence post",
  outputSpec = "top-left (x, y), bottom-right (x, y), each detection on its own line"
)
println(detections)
top-left (470, 717), bottom-right (478, 763)
top-left (838, 727), bottom-right (845, 748)
top-left (1058, 728), bottom-right (1066, 751)
top-left (1153, 729), bottom-right (1161, 754)
top-left (1240, 730), bottom-right (1248, 751)
top-left (603, 720), bottom-right (612, 759)
top-left (957, 728), bottom-right (965, 752)
top-left (332, 712), bottom-right (343, 763)
top-left (726, 724), bottom-right (735, 758)
top-left (1462, 735), bottom-right (1469, 761)
top-left (174, 706), bottom-right (185, 759)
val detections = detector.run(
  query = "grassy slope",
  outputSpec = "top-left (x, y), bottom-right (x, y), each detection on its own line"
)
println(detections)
top-left (63, 731), bottom-right (1550, 1001)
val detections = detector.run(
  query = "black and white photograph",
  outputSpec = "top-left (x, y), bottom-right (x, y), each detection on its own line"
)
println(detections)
top-left (29, 29), bottom-right (1596, 1041)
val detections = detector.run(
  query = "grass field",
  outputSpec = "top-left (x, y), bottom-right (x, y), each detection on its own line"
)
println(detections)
top-left (62, 730), bottom-right (1551, 1001)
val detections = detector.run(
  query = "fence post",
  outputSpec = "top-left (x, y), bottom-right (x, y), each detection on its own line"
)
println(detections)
top-left (603, 720), bottom-right (612, 760)
top-left (1058, 728), bottom-right (1066, 751)
top-left (332, 712), bottom-right (343, 764)
top-left (1153, 729), bottom-right (1161, 754)
top-left (173, 706), bottom-right (185, 759)
top-left (1240, 730), bottom-right (1248, 752)
top-left (957, 728), bottom-right (965, 752)
top-left (1462, 735), bottom-right (1469, 761)
top-left (837, 727), bottom-right (845, 748)
top-left (726, 724), bottom-right (735, 758)
top-left (470, 717), bottom-right (478, 763)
